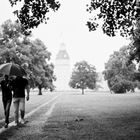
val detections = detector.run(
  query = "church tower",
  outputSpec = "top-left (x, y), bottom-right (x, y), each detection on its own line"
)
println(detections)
top-left (54, 43), bottom-right (71, 90)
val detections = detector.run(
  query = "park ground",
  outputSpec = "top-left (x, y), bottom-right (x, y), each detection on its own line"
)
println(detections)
top-left (0, 90), bottom-right (140, 140)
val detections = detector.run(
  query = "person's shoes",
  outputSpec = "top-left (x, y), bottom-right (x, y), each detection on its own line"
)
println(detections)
top-left (4, 123), bottom-right (8, 128)
top-left (20, 119), bottom-right (25, 124)
top-left (14, 122), bottom-right (19, 126)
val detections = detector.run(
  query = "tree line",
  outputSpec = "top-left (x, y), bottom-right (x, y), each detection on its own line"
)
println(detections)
top-left (1, 0), bottom-right (140, 94)
top-left (0, 20), bottom-right (99, 95)
top-left (87, 0), bottom-right (140, 93)
top-left (103, 45), bottom-right (140, 93)
top-left (70, 0), bottom-right (140, 94)
top-left (0, 20), bottom-right (56, 95)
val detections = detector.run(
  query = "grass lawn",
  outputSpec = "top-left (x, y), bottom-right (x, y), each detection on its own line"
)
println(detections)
top-left (42, 92), bottom-right (140, 140)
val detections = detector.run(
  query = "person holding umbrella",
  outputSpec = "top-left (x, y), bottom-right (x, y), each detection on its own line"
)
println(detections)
top-left (0, 63), bottom-right (29, 125)
top-left (11, 76), bottom-right (30, 125)
top-left (0, 75), bottom-right (12, 128)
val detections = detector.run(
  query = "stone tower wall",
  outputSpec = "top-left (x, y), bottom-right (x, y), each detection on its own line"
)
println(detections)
top-left (54, 44), bottom-right (71, 91)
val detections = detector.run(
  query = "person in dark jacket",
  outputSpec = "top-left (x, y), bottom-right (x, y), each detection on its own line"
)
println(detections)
top-left (11, 76), bottom-right (30, 125)
top-left (0, 75), bottom-right (12, 128)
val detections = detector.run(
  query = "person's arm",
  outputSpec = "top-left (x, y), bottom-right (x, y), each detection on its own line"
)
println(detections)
top-left (26, 84), bottom-right (30, 101)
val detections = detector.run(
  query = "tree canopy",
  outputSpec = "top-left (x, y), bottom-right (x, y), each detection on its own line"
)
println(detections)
top-left (87, 0), bottom-right (140, 37)
top-left (0, 19), bottom-right (56, 94)
top-left (129, 20), bottom-right (140, 62)
top-left (69, 61), bottom-right (98, 94)
top-left (103, 45), bottom-right (137, 93)
top-left (22, 38), bottom-right (56, 94)
top-left (86, 0), bottom-right (140, 69)
top-left (9, 0), bottom-right (60, 34)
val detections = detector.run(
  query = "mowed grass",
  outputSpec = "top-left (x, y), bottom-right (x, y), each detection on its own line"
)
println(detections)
top-left (42, 92), bottom-right (140, 140)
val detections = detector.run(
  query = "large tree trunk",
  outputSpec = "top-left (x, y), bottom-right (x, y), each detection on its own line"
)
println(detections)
top-left (82, 88), bottom-right (84, 95)
top-left (38, 85), bottom-right (42, 95)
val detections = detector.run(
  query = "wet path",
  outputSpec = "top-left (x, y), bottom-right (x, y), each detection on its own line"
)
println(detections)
top-left (0, 92), bottom-right (61, 138)
top-left (0, 100), bottom-right (57, 140)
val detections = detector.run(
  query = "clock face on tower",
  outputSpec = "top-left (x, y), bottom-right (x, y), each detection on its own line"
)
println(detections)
top-left (56, 43), bottom-right (70, 60)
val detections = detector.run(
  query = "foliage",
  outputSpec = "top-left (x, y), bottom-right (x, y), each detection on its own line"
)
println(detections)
top-left (69, 61), bottom-right (98, 94)
top-left (0, 19), bottom-right (24, 64)
top-left (0, 19), bottom-right (56, 93)
top-left (103, 45), bottom-right (137, 93)
top-left (9, 0), bottom-right (60, 34)
top-left (86, 1), bottom-right (140, 65)
top-left (23, 38), bottom-right (56, 93)
top-left (129, 20), bottom-right (140, 62)
top-left (87, 0), bottom-right (140, 37)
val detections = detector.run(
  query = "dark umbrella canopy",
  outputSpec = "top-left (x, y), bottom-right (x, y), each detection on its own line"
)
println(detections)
top-left (0, 63), bottom-right (27, 77)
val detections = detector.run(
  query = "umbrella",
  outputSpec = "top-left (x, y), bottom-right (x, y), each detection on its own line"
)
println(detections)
top-left (0, 63), bottom-right (27, 77)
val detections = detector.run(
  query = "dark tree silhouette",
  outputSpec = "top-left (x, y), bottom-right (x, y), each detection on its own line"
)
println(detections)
top-left (87, 0), bottom-right (140, 37)
top-left (9, 0), bottom-right (60, 34)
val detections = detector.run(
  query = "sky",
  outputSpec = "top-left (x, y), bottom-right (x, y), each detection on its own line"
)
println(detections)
top-left (0, 0), bottom-right (130, 72)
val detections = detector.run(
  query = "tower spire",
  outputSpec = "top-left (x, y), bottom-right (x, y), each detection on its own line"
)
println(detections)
top-left (56, 43), bottom-right (70, 60)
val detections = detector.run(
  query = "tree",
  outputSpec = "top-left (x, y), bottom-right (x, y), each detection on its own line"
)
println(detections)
top-left (0, 19), bottom-right (56, 94)
top-left (0, 19), bottom-right (24, 64)
top-left (103, 45), bottom-right (137, 93)
top-left (8, 0), bottom-right (60, 34)
top-left (129, 20), bottom-right (140, 62)
top-left (86, 1), bottom-right (140, 65)
top-left (69, 61), bottom-right (98, 94)
top-left (87, 0), bottom-right (140, 37)
top-left (28, 38), bottom-right (56, 95)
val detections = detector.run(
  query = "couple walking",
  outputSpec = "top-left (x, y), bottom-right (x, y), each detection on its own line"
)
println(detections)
top-left (0, 75), bottom-right (30, 128)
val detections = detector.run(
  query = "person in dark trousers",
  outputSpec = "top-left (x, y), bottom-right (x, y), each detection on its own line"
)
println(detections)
top-left (0, 75), bottom-right (12, 128)
top-left (11, 76), bottom-right (30, 126)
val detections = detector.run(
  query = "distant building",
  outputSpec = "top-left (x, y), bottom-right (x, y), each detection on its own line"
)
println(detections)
top-left (54, 43), bottom-right (71, 90)
top-left (97, 72), bottom-right (109, 91)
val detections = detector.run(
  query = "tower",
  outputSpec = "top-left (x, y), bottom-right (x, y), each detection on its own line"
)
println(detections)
top-left (54, 43), bottom-right (71, 90)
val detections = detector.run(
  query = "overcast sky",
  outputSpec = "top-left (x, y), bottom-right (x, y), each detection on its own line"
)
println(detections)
top-left (0, 0), bottom-right (130, 72)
